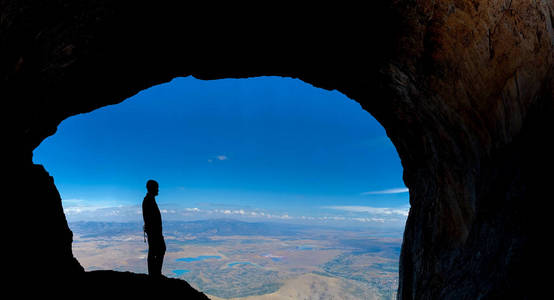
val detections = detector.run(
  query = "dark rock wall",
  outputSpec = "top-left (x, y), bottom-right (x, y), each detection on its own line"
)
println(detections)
top-left (2, 1), bottom-right (552, 299)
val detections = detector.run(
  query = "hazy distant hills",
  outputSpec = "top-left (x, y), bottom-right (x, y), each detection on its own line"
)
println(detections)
top-left (165, 219), bottom-right (306, 236)
top-left (70, 219), bottom-right (307, 238)
top-left (70, 221), bottom-right (142, 238)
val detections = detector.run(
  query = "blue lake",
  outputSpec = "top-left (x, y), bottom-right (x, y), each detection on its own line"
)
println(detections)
top-left (296, 245), bottom-right (315, 250)
top-left (172, 269), bottom-right (190, 276)
top-left (176, 255), bottom-right (222, 262)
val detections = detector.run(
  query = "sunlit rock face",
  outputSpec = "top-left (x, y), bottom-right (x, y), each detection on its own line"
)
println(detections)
top-left (2, 1), bottom-right (552, 299)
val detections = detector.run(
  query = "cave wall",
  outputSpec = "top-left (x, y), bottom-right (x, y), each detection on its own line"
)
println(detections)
top-left (2, 1), bottom-right (552, 298)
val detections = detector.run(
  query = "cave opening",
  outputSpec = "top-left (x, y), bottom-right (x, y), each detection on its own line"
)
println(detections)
top-left (33, 75), bottom-right (408, 299)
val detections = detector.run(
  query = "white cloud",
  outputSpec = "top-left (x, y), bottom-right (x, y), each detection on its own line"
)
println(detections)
top-left (62, 198), bottom-right (408, 226)
top-left (62, 199), bottom-right (120, 215)
top-left (62, 198), bottom-right (86, 204)
top-left (361, 187), bottom-right (409, 195)
top-left (63, 203), bottom-right (144, 222)
top-left (351, 217), bottom-right (386, 223)
top-left (208, 155), bottom-right (228, 163)
top-left (324, 205), bottom-right (409, 217)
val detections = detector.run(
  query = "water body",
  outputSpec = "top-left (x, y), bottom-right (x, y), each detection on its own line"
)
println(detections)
top-left (172, 269), bottom-right (190, 276)
top-left (296, 245), bottom-right (315, 250)
top-left (262, 254), bottom-right (282, 262)
top-left (176, 255), bottom-right (222, 262)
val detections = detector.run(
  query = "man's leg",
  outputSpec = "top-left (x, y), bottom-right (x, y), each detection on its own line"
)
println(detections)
top-left (147, 249), bottom-right (155, 276)
top-left (147, 236), bottom-right (161, 277)
top-left (148, 235), bottom-right (165, 277)
top-left (155, 237), bottom-right (166, 277)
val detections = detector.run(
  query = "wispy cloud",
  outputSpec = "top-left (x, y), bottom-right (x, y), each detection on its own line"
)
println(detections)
top-left (62, 199), bottom-right (408, 226)
top-left (324, 205), bottom-right (409, 217)
top-left (361, 187), bottom-right (409, 195)
top-left (62, 198), bottom-right (86, 204)
top-left (62, 198), bottom-right (122, 214)
top-left (63, 203), bottom-right (143, 222)
top-left (208, 155), bottom-right (229, 163)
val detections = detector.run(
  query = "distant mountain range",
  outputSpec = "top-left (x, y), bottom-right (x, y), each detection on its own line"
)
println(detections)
top-left (70, 219), bottom-right (307, 238)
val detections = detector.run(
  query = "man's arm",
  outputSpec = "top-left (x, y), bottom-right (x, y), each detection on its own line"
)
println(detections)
top-left (142, 199), bottom-right (153, 233)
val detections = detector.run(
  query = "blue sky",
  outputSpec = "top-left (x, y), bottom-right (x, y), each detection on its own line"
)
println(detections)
top-left (33, 76), bottom-right (409, 228)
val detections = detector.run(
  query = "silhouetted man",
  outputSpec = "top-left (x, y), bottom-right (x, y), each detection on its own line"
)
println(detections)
top-left (142, 179), bottom-right (166, 278)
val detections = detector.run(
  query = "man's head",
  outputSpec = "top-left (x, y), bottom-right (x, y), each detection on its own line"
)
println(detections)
top-left (146, 179), bottom-right (159, 196)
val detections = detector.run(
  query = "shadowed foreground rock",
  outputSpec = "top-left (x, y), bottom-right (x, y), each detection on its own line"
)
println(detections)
top-left (75, 271), bottom-right (210, 299)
